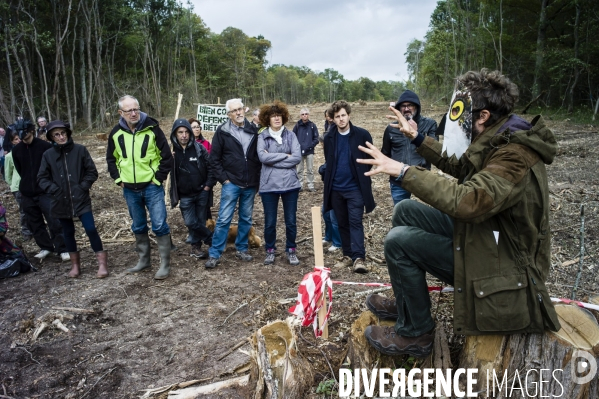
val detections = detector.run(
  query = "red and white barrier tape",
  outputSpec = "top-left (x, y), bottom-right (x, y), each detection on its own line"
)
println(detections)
top-left (333, 280), bottom-right (599, 311)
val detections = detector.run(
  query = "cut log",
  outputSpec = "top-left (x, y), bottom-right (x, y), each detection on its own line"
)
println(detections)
top-left (344, 310), bottom-right (447, 395)
top-left (248, 319), bottom-right (313, 399)
top-left (459, 303), bottom-right (599, 398)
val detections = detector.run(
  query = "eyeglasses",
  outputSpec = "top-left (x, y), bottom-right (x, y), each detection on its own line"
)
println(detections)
top-left (399, 104), bottom-right (415, 109)
top-left (228, 107), bottom-right (244, 114)
top-left (52, 131), bottom-right (68, 138)
top-left (191, 125), bottom-right (201, 130)
top-left (120, 108), bottom-right (141, 114)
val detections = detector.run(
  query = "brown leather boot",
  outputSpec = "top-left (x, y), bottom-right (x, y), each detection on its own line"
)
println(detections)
top-left (364, 325), bottom-right (434, 358)
top-left (96, 251), bottom-right (109, 278)
top-left (68, 252), bottom-right (81, 278)
top-left (366, 294), bottom-right (399, 320)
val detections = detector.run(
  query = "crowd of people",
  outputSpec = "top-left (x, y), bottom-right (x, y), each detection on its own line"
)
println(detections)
top-left (0, 68), bottom-right (561, 359)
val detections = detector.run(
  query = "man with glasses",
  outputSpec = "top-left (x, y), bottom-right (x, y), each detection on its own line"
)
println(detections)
top-left (12, 118), bottom-right (68, 261)
top-left (36, 116), bottom-right (48, 140)
top-left (292, 108), bottom-right (319, 192)
top-left (106, 95), bottom-right (173, 279)
top-left (381, 90), bottom-right (437, 205)
top-left (204, 98), bottom-right (260, 269)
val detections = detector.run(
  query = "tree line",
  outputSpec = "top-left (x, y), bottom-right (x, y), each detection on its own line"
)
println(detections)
top-left (405, 0), bottom-right (599, 119)
top-left (2, 0), bottom-right (596, 131)
top-left (0, 0), bottom-right (405, 130)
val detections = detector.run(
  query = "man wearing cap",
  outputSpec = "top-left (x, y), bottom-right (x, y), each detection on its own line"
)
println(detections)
top-left (106, 95), bottom-right (173, 279)
top-left (382, 90), bottom-right (437, 205)
top-left (12, 118), bottom-right (68, 261)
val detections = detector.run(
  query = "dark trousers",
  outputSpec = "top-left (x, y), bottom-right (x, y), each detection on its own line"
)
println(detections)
top-left (12, 191), bottom-right (32, 237)
top-left (385, 200), bottom-right (454, 337)
top-left (179, 191), bottom-right (213, 246)
top-left (20, 193), bottom-right (66, 253)
top-left (59, 211), bottom-right (103, 253)
top-left (260, 190), bottom-right (299, 251)
top-left (330, 189), bottom-right (365, 260)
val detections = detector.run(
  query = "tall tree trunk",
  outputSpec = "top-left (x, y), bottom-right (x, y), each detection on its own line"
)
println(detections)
top-left (4, 29), bottom-right (16, 118)
top-left (9, 32), bottom-right (36, 118)
top-left (498, 0), bottom-right (503, 73)
top-left (567, 0), bottom-right (581, 114)
top-left (532, 0), bottom-right (549, 99)
top-left (79, 35), bottom-right (88, 127)
top-left (61, 46), bottom-right (72, 127)
top-left (71, 16), bottom-right (79, 125)
top-left (22, 9), bottom-right (52, 119)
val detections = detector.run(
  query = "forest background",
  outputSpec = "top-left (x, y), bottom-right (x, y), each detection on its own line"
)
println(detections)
top-left (1, 0), bottom-right (598, 131)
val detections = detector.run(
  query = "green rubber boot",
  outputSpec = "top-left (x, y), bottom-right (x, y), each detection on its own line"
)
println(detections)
top-left (127, 233), bottom-right (151, 273)
top-left (154, 234), bottom-right (171, 280)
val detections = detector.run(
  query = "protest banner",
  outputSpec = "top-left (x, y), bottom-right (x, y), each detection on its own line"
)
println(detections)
top-left (196, 104), bottom-right (229, 131)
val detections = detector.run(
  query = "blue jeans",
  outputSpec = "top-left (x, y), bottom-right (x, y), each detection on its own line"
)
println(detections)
top-left (386, 200), bottom-right (454, 337)
top-left (260, 190), bottom-right (299, 251)
top-left (330, 189), bottom-right (365, 260)
top-left (208, 183), bottom-right (256, 258)
top-left (322, 206), bottom-right (341, 247)
top-left (179, 191), bottom-right (213, 245)
top-left (123, 184), bottom-right (170, 236)
top-left (390, 182), bottom-right (411, 205)
top-left (59, 212), bottom-right (103, 253)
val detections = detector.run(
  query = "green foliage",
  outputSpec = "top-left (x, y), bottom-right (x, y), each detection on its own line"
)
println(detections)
top-left (315, 378), bottom-right (336, 395)
top-left (405, 0), bottom-right (599, 115)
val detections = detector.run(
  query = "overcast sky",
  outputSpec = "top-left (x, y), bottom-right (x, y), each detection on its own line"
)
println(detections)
top-left (189, 0), bottom-right (439, 82)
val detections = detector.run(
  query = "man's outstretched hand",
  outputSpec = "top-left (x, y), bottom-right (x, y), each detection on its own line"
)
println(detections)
top-left (386, 106), bottom-right (418, 140)
top-left (357, 142), bottom-right (406, 178)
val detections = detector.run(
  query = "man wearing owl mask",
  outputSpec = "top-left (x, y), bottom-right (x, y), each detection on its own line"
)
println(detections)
top-left (356, 69), bottom-right (560, 357)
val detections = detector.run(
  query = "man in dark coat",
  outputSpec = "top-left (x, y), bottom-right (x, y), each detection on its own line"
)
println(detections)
top-left (204, 98), bottom-right (260, 269)
top-left (292, 108), bottom-right (319, 192)
top-left (323, 100), bottom-right (375, 274)
top-left (381, 90), bottom-right (437, 204)
top-left (169, 118), bottom-right (215, 259)
top-left (12, 118), bottom-right (68, 261)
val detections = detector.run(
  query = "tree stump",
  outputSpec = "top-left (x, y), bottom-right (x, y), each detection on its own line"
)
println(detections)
top-left (248, 319), bottom-right (313, 399)
top-left (459, 303), bottom-right (599, 398)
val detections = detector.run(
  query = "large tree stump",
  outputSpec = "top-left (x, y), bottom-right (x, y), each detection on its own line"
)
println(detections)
top-left (460, 303), bottom-right (599, 398)
top-left (248, 319), bottom-right (313, 399)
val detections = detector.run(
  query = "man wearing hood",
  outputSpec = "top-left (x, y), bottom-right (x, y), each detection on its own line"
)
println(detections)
top-left (358, 69), bottom-right (560, 358)
top-left (12, 118), bottom-right (68, 261)
top-left (169, 118), bottom-right (215, 259)
top-left (382, 90), bottom-right (437, 204)
top-left (106, 95), bottom-right (173, 279)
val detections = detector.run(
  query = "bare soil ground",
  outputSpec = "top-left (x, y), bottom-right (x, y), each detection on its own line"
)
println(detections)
top-left (0, 102), bottom-right (597, 398)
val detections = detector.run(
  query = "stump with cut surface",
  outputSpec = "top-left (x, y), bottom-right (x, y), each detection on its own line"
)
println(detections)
top-left (248, 319), bottom-right (313, 399)
top-left (460, 303), bottom-right (599, 398)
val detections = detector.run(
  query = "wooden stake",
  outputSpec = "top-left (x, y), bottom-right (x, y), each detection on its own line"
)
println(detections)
top-left (311, 206), bottom-right (328, 339)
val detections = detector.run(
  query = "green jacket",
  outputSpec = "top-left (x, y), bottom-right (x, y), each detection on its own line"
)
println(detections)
top-left (4, 152), bottom-right (20, 192)
top-left (402, 115), bottom-right (561, 335)
top-left (106, 114), bottom-right (172, 190)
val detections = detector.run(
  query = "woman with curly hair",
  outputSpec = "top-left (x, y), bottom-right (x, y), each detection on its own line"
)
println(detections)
top-left (188, 118), bottom-right (211, 153)
top-left (257, 101), bottom-right (302, 266)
